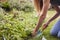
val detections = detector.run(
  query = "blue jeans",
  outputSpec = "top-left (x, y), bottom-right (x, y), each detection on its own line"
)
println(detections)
top-left (50, 19), bottom-right (60, 37)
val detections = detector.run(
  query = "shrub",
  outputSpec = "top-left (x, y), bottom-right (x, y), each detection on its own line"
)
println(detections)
top-left (0, 0), bottom-right (34, 12)
top-left (0, 2), bottom-right (11, 11)
top-left (0, 9), bottom-right (35, 40)
top-left (8, 0), bottom-right (34, 12)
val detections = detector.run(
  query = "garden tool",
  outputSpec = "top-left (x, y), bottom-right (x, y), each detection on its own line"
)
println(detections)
top-left (34, 30), bottom-right (47, 40)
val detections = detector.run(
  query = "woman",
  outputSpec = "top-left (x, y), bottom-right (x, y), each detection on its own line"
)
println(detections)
top-left (50, 19), bottom-right (60, 37)
top-left (32, 0), bottom-right (60, 37)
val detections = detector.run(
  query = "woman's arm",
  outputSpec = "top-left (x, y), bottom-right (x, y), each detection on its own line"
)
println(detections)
top-left (33, 0), bottom-right (50, 33)
top-left (42, 12), bottom-right (60, 31)
top-left (47, 13), bottom-right (60, 24)
top-left (42, 5), bottom-right (60, 31)
top-left (41, 0), bottom-right (50, 15)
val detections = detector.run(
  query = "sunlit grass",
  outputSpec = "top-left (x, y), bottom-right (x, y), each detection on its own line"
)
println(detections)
top-left (0, 9), bottom-right (59, 40)
top-left (27, 10), bottom-right (60, 40)
top-left (43, 10), bottom-right (60, 40)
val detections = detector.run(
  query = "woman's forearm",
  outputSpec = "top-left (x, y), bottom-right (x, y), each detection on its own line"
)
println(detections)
top-left (48, 13), bottom-right (60, 24)
top-left (41, 0), bottom-right (50, 15)
top-left (34, 0), bottom-right (50, 32)
top-left (42, 13), bottom-right (60, 31)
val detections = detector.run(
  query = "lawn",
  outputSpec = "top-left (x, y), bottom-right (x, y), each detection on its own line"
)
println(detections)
top-left (0, 0), bottom-right (60, 40)
top-left (24, 10), bottom-right (60, 40)
top-left (0, 9), bottom-right (60, 40)
top-left (42, 11), bottom-right (60, 40)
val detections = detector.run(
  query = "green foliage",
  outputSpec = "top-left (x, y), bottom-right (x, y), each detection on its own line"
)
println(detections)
top-left (1, 2), bottom-right (9, 8)
top-left (0, 8), bottom-right (37, 40)
top-left (8, 0), bottom-right (34, 12)
top-left (0, 7), bottom-right (59, 40)
top-left (0, 0), bottom-right (34, 12)
top-left (0, 2), bottom-right (11, 11)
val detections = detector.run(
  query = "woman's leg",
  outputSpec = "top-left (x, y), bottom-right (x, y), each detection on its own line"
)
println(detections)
top-left (50, 4), bottom-right (60, 36)
top-left (58, 31), bottom-right (60, 38)
top-left (50, 19), bottom-right (60, 36)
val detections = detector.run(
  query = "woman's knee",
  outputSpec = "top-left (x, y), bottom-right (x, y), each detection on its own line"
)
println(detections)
top-left (50, 29), bottom-right (57, 36)
top-left (57, 31), bottom-right (60, 38)
top-left (50, 20), bottom-right (60, 36)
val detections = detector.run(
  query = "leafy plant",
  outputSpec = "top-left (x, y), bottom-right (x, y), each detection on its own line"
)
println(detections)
top-left (8, 0), bottom-right (34, 12)
top-left (0, 8), bottom-right (37, 40)
top-left (0, 2), bottom-right (11, 11)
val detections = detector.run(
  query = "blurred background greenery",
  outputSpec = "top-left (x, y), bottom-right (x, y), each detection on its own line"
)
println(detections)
top-left (0, 0), bottom-right (59, 40)
top-left (0, 0), bottom-right (34, 12)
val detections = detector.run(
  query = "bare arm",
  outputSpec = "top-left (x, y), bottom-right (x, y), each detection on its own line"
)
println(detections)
top-left (48, 13), bottom-right (60, 24)
top-left (47, 6), bottom-right (60, 23)
top-left (34, 0), bottom-right (50, 32)
top-left (42, 13), bottom-right (60, 31)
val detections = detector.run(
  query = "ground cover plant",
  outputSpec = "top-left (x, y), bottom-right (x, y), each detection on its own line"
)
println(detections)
top-left (0, 0), bottom-right (60, 40)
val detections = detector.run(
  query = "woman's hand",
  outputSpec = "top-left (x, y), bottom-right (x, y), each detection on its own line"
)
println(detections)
top-left (42, 22), bottom-right (50, 31)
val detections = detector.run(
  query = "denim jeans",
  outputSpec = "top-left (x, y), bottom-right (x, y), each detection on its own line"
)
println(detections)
top-left (50, 19), bottom-right (60, 37)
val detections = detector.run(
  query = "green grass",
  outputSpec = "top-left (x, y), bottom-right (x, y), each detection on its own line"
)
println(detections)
top-left (25, 10), bottom-right (60, 40)
top-left (43, 11), bottom-right (60, 40)
top-left (0, 9), bottom-right (60, 40)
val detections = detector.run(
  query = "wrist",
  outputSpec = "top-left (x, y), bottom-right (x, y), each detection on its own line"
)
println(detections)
top-left (47, 21), bottom-right (51, 24)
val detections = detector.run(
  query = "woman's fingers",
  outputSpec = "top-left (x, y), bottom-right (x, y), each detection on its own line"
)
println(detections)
top-left (42, 23), bottom-right (48, 31)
